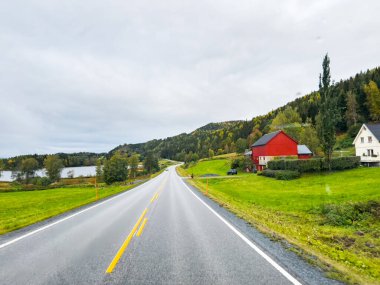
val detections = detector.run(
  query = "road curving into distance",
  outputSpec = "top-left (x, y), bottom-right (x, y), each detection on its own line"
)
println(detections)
top-left (0, 166), bottom-right (341, 285)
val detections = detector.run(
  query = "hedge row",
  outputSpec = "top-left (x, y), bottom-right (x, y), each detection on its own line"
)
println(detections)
top-left (260, 169), bottom-right (300, 180)
top-left (267, 156), bottom-right (360, 173)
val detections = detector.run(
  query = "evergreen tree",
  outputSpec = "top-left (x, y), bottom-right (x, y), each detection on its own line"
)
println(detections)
top-left (345, 91), bottom-right (359, 126)
top-left (316, 54), bottom-right (338, 170)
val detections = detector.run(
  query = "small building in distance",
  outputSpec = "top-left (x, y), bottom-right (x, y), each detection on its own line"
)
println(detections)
top-left (353, 123), bottom-right (380, 166)
top-left (251, 130), bottom-right (312, 171)
top-left (297, 145), bottom-right (313, 159)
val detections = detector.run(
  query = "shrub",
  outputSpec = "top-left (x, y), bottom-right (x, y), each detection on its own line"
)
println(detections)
top-left (321, 201), bottom-right (380, 226)
top-left (274, 170), bottom-right (300, 180)
top-left (262, 169), bottom-right (276, 178)
top-left (262, 169), bottom-right (300, 180)
top-left (267, 156), bottom-right (360, 173)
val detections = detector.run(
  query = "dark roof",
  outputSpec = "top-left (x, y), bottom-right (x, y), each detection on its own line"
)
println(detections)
top-left (251, 131), bottom-right (282, 147)
top-left (297, 145), bottom-right (312, 155)
top-left (367, 123), bottom-right (380, 140)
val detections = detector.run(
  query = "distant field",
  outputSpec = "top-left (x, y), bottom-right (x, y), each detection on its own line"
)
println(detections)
top-left (0, 184), bottom-right (139, 235)
top-left (180, 159), bottom-right (380, 284)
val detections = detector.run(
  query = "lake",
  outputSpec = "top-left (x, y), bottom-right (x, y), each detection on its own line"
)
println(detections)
top-left (0, 166), bottom-right (97, 182)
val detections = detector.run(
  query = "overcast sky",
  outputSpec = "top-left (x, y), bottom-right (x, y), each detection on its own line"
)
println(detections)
top-left (1, 0), bottom-right (379, 157)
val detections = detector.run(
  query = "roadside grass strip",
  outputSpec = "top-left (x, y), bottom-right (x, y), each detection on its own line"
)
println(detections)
top-left (106, 208), bottom-right (148, 273)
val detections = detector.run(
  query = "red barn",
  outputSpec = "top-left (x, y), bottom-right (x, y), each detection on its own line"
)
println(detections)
top-left (251, 130), bottom-right (312, 171)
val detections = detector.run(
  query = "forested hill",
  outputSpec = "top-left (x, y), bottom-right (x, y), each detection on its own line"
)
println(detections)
top-left (111, 66), bottom-right (380, 162)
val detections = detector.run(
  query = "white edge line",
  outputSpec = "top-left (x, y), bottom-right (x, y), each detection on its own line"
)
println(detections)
top-left (0, 174), bottom-right (164, 249)
top-left (179, 177), bottom-right (302, 285)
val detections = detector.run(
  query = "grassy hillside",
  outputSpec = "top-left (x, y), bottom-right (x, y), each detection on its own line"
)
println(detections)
top-left (179, 159), bottom-right (380, 284)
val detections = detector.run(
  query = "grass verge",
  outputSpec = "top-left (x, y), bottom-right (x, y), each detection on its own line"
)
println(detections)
top-left (0, 183), bottom-right (141, 235)
top-left (179, 160), bottom-right (380, 285)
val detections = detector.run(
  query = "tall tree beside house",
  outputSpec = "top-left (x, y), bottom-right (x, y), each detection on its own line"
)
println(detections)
top-left (44, 155), bottom-right (64, 182)
top-left (103, 152), bottom-right (128, 185)
top-left (364, 80), bottom-right (380, 121)
top-left (316, 54), bottom-right (339, 170)
top-left (20, 158), bottom-right (39, 183)
top-left (345, 90), bottom-right (359, 126)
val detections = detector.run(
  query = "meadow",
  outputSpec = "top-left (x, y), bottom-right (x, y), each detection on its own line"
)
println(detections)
top-left (181, 159), bottom-right (380, 284)
top-left (0, 184), bottom-right (139, 235)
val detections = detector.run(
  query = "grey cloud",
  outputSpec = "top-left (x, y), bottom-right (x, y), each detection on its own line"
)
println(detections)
top-left (1, 0), bottom-right (380, 157)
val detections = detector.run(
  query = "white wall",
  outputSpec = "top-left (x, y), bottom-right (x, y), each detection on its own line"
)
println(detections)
top-left (354, 125), bottom-right (380, 162)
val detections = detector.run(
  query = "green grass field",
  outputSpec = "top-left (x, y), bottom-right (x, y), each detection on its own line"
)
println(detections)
top-left (180, 159), bottom-right (380, 284)
top-left (0, 184), bottom-right (139, 235)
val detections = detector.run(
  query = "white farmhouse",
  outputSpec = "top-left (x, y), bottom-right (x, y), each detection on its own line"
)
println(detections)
top-left (353, 123), bottom-right (380, 166)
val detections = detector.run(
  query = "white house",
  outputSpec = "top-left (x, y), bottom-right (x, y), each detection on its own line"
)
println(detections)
top-left (353, 123), bottom-right (380, 166)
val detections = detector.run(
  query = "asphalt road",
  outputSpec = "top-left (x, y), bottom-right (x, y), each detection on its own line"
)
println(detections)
top-left (0, 166), bottom-right (340, 285)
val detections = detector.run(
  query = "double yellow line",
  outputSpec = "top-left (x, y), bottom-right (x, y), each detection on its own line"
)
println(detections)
top-left (106, 208), bottom-right (148, 273)
top-left (106, 180), bottom-right (166, 274)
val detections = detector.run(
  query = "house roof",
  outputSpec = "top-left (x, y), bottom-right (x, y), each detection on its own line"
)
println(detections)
top-left (251, 130), bottom-right (282, 147)
top-left (298, 145), bottom-right (312, 155)
top-left (353, 123), bottom-right (380, 144)
top-left (366, 123), bottom-right (380, 140)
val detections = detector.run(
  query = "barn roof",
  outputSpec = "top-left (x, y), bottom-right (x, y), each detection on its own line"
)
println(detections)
top-left (367, 123), bottom-right (380, 140)
top-left (298, 145), bottom-right (312, 155)
top-left (251, 130), bottom-right (282, 147)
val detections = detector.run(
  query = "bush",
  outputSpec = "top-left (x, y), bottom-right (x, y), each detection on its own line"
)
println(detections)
top-left (267, 156), bottom-right (360, 173)
top-left (321, 201), bottom-right (380, 226)
top-left (262, 169), bottom-right (300, 180)
top-left (262, 169), bottom-right (276, 178)
top-left (274, 170), bottom-right (300, 180)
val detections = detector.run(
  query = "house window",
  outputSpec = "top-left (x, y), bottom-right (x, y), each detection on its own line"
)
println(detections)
top-left (368, 136), bottom-right (372, 143)
top-left (368, 149), bottom-right (374, 157)
top-left (361, 137), bottom-right (364, 143)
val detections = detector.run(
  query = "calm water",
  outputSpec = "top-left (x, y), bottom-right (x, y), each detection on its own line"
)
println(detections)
top-left (0, 166), bottom-right (97, 182)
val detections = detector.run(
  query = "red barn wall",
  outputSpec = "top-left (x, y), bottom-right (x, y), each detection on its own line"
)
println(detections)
top-left (266, 133), bottom-right (297, 156)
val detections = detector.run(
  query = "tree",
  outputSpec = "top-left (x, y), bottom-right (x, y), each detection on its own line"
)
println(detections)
top-left (143, 152), bottom-right (159, 173)
top-left (270, 106), bottom-right (303, 141)
top-left (236, 138), bottom-right (247, 153)
top-left (103, 152), bottom-right (128, 185)
top-left (95, 158), bottom-right (103, 183)
top-left (299, 120), bottom-right (320, 155)
top-left (316, 54), bottom-right (338, 170)
top-left (20, 158), bottom-right (39, 183)
top-left (44, 155), bottom-right (64, 182)
top-left (247, 129), bottom-right (262, 146)
top-left (129, 154), bottom-right (140, 178)
top-left (345, 91), bottom-right (359, 126)
top-left (0, 160), bottom-right (3, 179)
top-left (364, 80), bottom-right (380, 121)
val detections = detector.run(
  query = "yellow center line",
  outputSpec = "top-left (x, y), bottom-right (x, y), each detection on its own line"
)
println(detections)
top-left (136, 218), bottom-right (148, 237)
top-left (105, 208), bottom-right (148, 274)
top-left (150, 192), bottom-right (158, 203)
